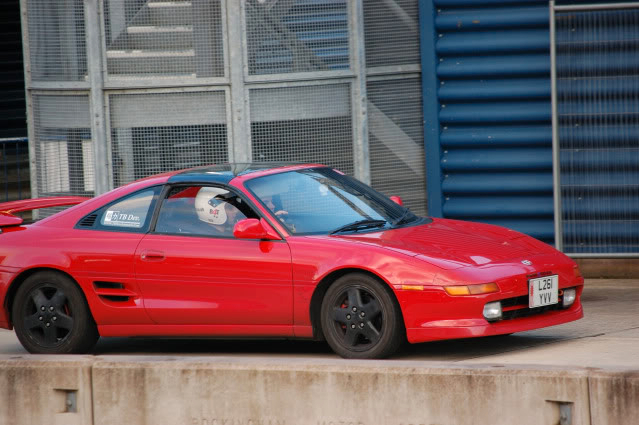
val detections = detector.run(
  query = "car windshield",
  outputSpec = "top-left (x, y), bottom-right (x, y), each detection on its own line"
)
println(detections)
top-left (245, 168), bottom-right (418, 235)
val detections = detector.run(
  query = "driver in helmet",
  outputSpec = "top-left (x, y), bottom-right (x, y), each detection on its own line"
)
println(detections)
top-left (194, 187), bottom-right (246, 236)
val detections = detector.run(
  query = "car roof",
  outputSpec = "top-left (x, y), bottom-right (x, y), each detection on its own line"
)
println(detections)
top-left (166, 163), bottom-right (325, 185)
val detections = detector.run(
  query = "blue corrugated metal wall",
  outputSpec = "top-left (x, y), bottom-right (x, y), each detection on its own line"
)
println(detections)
top-left (420, 0), bottom-right (554, 243)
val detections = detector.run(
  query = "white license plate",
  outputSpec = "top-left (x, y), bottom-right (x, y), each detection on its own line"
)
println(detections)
top-left (529, 275), bottom-right (559, 308)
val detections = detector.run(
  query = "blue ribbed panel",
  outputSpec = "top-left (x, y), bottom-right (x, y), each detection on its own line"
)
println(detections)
top-left (432, 0), bottom-right (553, 243)
top-left (441, 125), bottom-right (551, 147)
top-left (440, 101), bottom-right (550, 123)
top-left (442, 148), bottom-right (551, 171)
top-left (436, 6), bottom-right (547, 29)
top-left (440, 79), bottom-right (550, 100)
top-left (556, 8), bottom-right (639, 254)
top-left (443, 172), bottom-right (552, 194)
top-left (438, 54), bottom-right (550, 77)
top-left (437, 29), bottom-right (549, 54)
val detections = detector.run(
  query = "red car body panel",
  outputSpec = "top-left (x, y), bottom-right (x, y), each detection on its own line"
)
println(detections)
top-left (134, 234), bottom-right (293, 326)
top-left (0, 164), bottom-right (584, 347)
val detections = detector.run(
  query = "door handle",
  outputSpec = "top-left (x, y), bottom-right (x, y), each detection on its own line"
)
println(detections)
top-left (140, 250), bottom-right (165, 262)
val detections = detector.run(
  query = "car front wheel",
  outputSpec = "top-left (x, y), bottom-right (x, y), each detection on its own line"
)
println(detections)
top-left (12, 271), bottom-right (99, 354)
top-left (320, 273), bottom-right (404, 359)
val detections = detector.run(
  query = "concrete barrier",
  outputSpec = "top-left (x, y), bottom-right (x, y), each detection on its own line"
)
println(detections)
top-left (0, 357), bottom-right (93, 425)
top-left (92, 358), bottom-right (593, 425)
top-left (1, 356), bottom-right (638, 425)
top-left (589, 369), bottom-right (639, 425)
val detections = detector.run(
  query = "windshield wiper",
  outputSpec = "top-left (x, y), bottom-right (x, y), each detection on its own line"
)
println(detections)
top-left (392, 209), bottom-right (414, 227)
top-left (330, 219), bottom-right (387, 235)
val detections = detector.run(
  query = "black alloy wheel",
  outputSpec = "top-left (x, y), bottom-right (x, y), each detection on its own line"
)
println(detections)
top-left (321, 273), bottom-right (404, 359)
top-left (12, 271), bottom-right (99, 354)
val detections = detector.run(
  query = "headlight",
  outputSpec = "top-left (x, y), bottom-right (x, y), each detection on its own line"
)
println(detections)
top-left (563, 288), bottom-right (576, 307)
top-left (483, 301), bottom-right (502, 321)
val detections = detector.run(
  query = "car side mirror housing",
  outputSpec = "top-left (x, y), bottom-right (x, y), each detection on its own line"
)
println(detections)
top-left (390, 196), bottom-right (404, 206)
top-left (233, 218), bottom-right (281, 240)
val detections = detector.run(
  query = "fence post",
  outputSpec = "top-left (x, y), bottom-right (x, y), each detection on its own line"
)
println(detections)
top-left (350, 0), bottom-right (371, 184)
top-left (227, 0), bottom-right (250, 163)
top-left (550, 0), bottom-right (563, 251)
top-left (85, 0), bottom-right (110, 194)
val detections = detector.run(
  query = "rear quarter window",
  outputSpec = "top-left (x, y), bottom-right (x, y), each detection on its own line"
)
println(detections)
top-left (77, 186), bottom-right (161, 232)
top-left (101, 189), bottom-right (156, 228)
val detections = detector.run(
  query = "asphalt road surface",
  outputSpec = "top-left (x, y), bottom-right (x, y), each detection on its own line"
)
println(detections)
top-left (1, 279), bottom-right (638, 368)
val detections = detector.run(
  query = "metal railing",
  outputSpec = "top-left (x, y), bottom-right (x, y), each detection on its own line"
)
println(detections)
top-left (1, 137), bottom-right (30, 202)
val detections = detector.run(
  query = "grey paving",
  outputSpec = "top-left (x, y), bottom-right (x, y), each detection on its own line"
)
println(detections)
top-left (1, 278), bottom-right (638, 368)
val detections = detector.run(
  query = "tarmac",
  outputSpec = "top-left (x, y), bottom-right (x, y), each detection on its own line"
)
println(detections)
top-left (1, 279), bottom-right (638, 425)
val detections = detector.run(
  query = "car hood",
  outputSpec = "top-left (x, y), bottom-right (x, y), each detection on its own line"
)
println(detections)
top-left (331, 218), bottom-right (555, 270)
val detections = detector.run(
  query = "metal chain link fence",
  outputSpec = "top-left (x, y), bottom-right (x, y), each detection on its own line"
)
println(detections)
top-left (553, 3), bottom-right (639, 255)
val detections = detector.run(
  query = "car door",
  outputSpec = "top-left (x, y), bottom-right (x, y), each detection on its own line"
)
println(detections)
top-left (73, 186), bottom-right (162, 326)
top-left (134, 185), bottom-right (294, 329)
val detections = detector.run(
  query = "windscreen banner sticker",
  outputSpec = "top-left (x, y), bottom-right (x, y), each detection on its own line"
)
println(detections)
top-left (104, 210), bottom-right (142, 228)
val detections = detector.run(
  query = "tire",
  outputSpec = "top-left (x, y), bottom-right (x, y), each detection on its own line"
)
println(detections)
top-left (12, 271), bottom-right (99, 354)
top-left (320, 273), bottom-right (404, 359)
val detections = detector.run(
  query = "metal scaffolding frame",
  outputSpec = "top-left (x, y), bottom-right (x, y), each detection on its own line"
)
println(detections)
top-left (21, 0), bottom-right (426, 216)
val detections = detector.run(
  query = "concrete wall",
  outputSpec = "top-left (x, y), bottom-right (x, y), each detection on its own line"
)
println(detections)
top-left (1, 356), bottom-right (637, 425)
top-left (575, 259), bottom-right (639, 279)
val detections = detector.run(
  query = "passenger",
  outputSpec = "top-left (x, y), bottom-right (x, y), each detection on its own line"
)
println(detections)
top-left (194, 187), bottom-right (246, 236)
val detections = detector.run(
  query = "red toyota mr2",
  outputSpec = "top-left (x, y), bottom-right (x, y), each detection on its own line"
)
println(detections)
top-left (0, 164), bottom-right (583, 358)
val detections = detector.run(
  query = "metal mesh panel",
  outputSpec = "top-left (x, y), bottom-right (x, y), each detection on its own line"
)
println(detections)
top-left (556, 8), bottom-right (639, 254)
top-left (109, 91), bottom-right (228, 186)
top-left (368, 78), bottom-right (426, 216)
top-left (363, 0), bottom-right (420, 68)
top-left (103, 0), bottom-right (224, 78)
top-left (26, 0), bottom-right (87, 81)
top-left (32, 94), bottom-right (94, 197)
top-left (245, 0), bottom-right (349, 75)
top-left (250, 84), bottom-right (353, 174)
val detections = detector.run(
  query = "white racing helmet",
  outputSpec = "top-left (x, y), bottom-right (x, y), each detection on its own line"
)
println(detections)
top-left (195, 187), bottom-right (228, 225)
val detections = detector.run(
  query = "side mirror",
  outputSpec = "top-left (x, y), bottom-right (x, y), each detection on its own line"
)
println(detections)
top-left (389, 196), bottom-right (404, 206)
top-left (233, 218), bottom-right (281, 240)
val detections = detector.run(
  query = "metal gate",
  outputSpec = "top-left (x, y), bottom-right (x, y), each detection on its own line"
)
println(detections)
top-left (551, 2), bottom-right (639, 255)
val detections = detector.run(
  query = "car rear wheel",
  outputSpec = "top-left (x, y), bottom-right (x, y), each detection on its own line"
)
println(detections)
top-left (12, 271), bottom-right (99, 354)
top-left (320, 273), bottom-right (404, 359)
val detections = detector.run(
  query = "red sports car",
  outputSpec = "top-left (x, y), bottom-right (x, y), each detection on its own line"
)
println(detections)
top-left (0, 164), bottom-right (583, 358)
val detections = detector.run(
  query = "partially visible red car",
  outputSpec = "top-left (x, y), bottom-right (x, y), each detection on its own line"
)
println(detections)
top-left (0, 164), bottom-right (583, 358)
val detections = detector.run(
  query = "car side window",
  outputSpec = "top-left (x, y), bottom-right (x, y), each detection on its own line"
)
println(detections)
top-left (154, 186), bottom-right (258, 238)
top-left (99, 189), bottom-right (157, 230)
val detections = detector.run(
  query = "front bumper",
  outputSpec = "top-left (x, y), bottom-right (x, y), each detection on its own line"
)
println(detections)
top-left (397, 261), bottom-right (585, 344)
top-left (405, 301), bottom-right (583, 343)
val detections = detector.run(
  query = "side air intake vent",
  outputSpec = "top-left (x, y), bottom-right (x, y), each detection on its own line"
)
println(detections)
top-left (93, 281), bottom-right (124, 290)
top-left (100, 295), bottom-right (130, 302)
top-left (93, 281), bottom-right (134, 304)
top-left (78, 214), bottom-right (98, 227)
